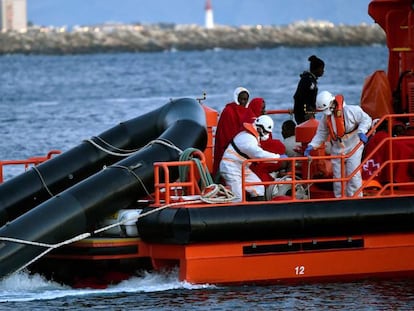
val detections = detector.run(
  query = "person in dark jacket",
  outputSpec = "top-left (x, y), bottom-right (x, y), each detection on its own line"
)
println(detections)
top-left (293, 55), bottom-right (325, 124)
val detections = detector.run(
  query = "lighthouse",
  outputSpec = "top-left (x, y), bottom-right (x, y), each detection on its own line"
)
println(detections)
top-left (205, 0), bottom-right (214, 29)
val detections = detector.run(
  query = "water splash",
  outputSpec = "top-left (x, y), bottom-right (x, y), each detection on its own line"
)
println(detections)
top-left (0, 269), bottom-right (213, 302)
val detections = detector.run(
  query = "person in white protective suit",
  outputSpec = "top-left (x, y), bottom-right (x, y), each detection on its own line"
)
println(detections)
top-left (220, 115), bottom-right (287, 202)
top-left (304, 91), bottom-right (372, 197)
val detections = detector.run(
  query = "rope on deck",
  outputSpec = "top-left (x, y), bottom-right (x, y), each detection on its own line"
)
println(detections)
top-left (179, 148), bottom-right (236, 203)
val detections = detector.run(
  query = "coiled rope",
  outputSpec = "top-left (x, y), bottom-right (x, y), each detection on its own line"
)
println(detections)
top-left (179, 148), bottom-right (213, 189)
top-left (179, 148), bottom-right (236, 203)
top-left (199, 183), bottom-right (236, 203)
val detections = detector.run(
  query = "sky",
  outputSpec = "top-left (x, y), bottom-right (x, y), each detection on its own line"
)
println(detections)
top-left (27, 0), bottom-right (374, 28)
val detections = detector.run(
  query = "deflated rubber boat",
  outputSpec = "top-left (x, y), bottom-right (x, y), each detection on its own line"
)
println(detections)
top-left (0, 97), bottom-right (207, 282)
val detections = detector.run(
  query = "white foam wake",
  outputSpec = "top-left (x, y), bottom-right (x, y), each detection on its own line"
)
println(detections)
top-left (0, 269), bottom-right (213, 302)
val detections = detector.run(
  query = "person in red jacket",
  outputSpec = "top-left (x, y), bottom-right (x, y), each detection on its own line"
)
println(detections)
top-left (213, 87), bottom-right (250, 178)
top-left (362, 119), bottom-right (414, 184)
top-left (243, 97), bottom-right (266, 123)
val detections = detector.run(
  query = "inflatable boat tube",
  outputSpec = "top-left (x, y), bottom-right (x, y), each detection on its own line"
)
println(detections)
top-left (0, 98), bottom-right (205, 227)
top-left (137, 196), bottom-right (414, 244)
top-left (0, 98), bottom-right (207, 279)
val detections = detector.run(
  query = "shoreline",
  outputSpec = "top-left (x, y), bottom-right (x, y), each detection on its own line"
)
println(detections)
top-left (0, 23), bottom-right (385, 55)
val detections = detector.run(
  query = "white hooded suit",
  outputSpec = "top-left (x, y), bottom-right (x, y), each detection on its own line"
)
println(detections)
top-left (308, 102), bottom-right (372, 197)
top-left (220, 124), bottom-right (281, 202)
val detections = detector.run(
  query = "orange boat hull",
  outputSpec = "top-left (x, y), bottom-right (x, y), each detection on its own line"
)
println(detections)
top-left (148, 232), bottom-right (414, 284)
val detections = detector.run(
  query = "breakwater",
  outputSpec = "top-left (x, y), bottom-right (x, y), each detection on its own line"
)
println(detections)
top-left (0, 22), bottom-right (385, 55)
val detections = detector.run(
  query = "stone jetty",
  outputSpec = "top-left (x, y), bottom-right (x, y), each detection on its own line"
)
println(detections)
top-left (0, 22), bottom-right (385, 55)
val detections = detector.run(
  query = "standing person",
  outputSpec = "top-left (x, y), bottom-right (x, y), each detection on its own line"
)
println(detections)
top-left (220, 115), bottom-right (287, 202)
top-left (213, 87), bottom-right (250, 177)
top-left (243, 97), bottom-right (266, 123)
top-left (304, 91), bottom-right (372, 197)
top-left (293, 55), bottom-right (325, 124)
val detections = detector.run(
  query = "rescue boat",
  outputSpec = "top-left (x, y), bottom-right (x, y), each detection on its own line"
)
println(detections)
top-left (0, 0), bottom-right (414, 289)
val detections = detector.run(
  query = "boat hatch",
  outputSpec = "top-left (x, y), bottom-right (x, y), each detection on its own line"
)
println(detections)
top-left (243, 238), bottom-right (364, 255)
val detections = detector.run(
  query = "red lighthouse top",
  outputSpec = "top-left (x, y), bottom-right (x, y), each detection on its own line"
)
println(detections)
top-left (205, 0), bottom-right (212, 10)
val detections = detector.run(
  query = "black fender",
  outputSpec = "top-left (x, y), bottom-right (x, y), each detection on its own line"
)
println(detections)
top-left (138, 196), bottom-right (414, 244)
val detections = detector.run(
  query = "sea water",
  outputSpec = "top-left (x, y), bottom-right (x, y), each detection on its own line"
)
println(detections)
top-left (2, 46), bottom-right (414, 310)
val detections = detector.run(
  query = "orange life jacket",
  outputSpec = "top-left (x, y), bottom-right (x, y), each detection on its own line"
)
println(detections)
top-left (242, 122), bottom-right (260, 141)
top-left (326, 95), bottom-right (346, 141)
top-left (230, 122), bottom-right (260, 159)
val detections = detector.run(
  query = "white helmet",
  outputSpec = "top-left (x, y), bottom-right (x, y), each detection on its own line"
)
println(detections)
top-left (254, 115), bottom-right (274, 133)
top-left (316, 91), bottom-right (335, 114)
